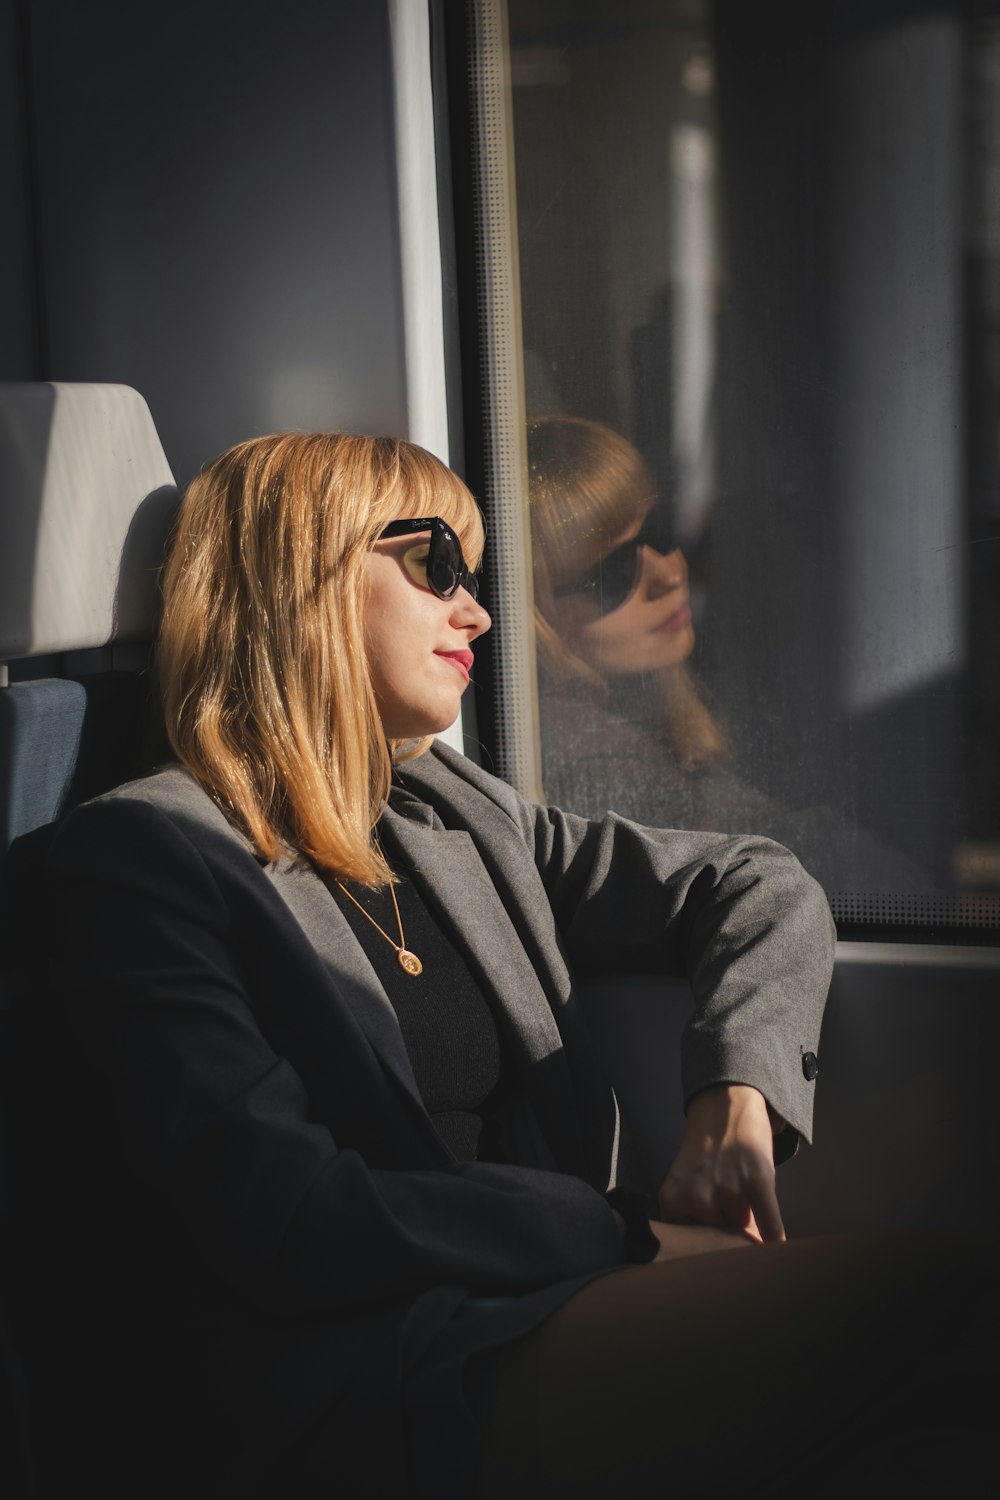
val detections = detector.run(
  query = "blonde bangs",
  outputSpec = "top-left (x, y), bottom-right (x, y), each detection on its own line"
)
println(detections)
top-left (527, 416), bottom-right (654, 593)
top-left (358, 440), bottom-right (486, 569)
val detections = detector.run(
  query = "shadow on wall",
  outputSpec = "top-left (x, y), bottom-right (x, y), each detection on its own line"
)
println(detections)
top-left (0, 383), bottom-right (56, 662)
top-left (113, 484), bottom-right (180, 643)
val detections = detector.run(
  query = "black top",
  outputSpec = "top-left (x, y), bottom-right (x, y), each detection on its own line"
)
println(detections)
top-left (329, 852), bottom-right (512, 1162)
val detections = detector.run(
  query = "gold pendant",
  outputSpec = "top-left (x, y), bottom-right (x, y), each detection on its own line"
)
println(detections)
top-left (397, 948), bottom-right (423, 976)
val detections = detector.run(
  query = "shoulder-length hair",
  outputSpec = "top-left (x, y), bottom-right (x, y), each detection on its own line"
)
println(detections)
top-left (158, 431), bottom-right (485, 886)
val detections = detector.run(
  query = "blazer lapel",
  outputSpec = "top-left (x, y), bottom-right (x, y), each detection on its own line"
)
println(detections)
top-left (381, 806), bottom-right (596, 1177)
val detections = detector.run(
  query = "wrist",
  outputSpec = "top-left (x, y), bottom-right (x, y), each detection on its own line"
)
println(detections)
top-left (686, 1082), bottom-right (772, 1130)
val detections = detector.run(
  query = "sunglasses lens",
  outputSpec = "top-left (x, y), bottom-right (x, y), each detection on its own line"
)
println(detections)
top-left (596, 537), bottom-right (641, 613)
top-left (428, 547), bottom-right (458, 598)
top-left (429, 523), bottom-right (479, 601)
top-left (381, 518), bottom-right (478, 601)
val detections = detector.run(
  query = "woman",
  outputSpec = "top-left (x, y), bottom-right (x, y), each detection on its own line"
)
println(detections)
top-left (527, 414), bottom-right (926, 891)
top-left (36, 432), bottom-right (993, 1499)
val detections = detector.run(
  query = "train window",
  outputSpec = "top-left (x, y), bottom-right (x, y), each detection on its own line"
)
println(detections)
top-left (442, 0), bottom-right (1000, 941)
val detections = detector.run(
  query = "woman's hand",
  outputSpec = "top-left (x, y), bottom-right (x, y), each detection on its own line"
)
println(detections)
top-left (657, 1084), bottom-right (786, 1244)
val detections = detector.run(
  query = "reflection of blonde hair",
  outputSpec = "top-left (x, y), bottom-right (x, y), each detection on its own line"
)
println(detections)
top-left (526, 415), bottom-right (726, 769)
top-left (159, 431), bottom-right (484, 885)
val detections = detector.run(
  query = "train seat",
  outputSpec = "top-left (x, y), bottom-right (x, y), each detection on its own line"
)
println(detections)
top-left (0, 381), bottom-right (178, 851)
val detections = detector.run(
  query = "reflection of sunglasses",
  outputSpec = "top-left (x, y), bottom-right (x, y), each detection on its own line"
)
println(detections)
top-left (379, 517), bottom-right (480, 601)
top-left (552, 507), bottom-right (677, 615)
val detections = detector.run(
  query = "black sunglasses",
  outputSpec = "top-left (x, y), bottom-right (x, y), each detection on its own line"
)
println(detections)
top-left (378, 516), bottom-right (480, 602)
top-left (552, 505), bottom-right (677, 615)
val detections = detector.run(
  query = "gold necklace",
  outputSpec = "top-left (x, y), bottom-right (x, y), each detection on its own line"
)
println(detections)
top-left (335, 879), bottom-right (423, 976)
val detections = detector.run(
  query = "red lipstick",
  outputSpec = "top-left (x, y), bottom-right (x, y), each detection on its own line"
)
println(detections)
top-left (436, 649), bottom-right (474, 682)
top-left (654, 604), bottom-right (692, 635)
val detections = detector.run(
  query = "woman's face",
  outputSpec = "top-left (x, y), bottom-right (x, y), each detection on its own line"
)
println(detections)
top-left (574, 536), bottom-right (695, 678)
top-left (364, 524), bottom-right (491, 738)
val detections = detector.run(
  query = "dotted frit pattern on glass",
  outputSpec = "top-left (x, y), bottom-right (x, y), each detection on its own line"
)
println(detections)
top-left (467, 0), bottom-right (543, 801)
top-left (831, 892), bottom-right (1000, 930)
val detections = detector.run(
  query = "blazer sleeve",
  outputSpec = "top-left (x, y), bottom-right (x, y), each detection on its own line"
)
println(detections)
top-left (42, 797), bottom-right (626, 1317)
top-left (421, 745), bottom-right (836, 1150)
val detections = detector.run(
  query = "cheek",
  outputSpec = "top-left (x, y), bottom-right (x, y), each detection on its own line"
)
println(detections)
top-left (362, 559), bottom-right (410, 668)
top-left (362, 610), bottom-right (412, 713)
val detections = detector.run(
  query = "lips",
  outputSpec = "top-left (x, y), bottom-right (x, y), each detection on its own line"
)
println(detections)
top-left (436, 648), bottom-right (475, 681)
top-left (654, 603), bottom-right (692, 635)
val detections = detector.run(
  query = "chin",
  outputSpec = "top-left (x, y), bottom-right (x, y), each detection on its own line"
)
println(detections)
top-left (386, 704), bottom-right (462, 740)
top-left (655, 626), bottom-right (696, 669)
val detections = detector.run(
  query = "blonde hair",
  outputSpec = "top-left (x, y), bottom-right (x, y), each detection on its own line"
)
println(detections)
top-left (158, 431), bottom-right (484, 885)
top-left (526, 415), bottom-right (726, 769)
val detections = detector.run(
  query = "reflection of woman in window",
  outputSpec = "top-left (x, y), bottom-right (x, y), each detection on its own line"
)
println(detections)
top-left (527, 415), bottom-right (923, 890)
top-left (529, 415), bottom-right (768, 820)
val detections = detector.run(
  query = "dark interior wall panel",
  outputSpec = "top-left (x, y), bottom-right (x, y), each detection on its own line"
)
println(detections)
top-left (13, 0), bottom-right (407, 488)
top-left (777, 946), bottom-right (1000, 1239)
top-left (0, 0), bottom-right (38, 377)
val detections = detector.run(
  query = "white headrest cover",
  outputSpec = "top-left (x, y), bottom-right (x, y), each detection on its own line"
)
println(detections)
top-left (0, 382), bottom-right (178, 660)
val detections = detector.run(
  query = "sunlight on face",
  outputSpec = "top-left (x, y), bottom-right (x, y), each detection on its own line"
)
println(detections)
top-left (363, 528), bottom-right (491, 738)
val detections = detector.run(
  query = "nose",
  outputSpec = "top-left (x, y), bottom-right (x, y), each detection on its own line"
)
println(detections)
top-left (450, 587), bottom-right (492, 639)
top-left (640, 546), bottom-right (687, 601)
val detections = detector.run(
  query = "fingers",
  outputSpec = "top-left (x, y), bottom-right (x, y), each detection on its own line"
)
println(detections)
top-left (658, 1083), bottom-right (790, 1243)
top-left (713, 1154), bottom-right (785, 1243)
top-left (661, 1173), bottom-right (729, 1228)
top-left (706, 1172), bottom-right (775, 1242)
top-left (748, 1176), bottom-right (786, 1244)
top-left (658, 1151), bottom-right (784, 1243)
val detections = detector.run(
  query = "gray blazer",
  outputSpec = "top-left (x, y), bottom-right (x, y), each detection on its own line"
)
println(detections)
top-left (38, 741), bottom-right (835, 1499)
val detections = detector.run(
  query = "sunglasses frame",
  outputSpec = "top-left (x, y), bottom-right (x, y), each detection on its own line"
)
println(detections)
top-left (551, 505), bottom-right (677, 616)
top-left (378, 516), bottom-right (480, 602)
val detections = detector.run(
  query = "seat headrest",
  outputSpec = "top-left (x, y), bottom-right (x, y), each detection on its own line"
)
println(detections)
top-left (0, 383), bottom-right (179, 662)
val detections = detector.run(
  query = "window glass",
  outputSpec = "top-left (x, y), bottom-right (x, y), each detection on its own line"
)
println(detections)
top-left (488, 0), bottom-right (1000, 935)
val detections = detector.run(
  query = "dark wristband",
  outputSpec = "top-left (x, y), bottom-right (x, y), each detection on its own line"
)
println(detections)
top-left (605, 1187), bottom-right (660, 1265)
